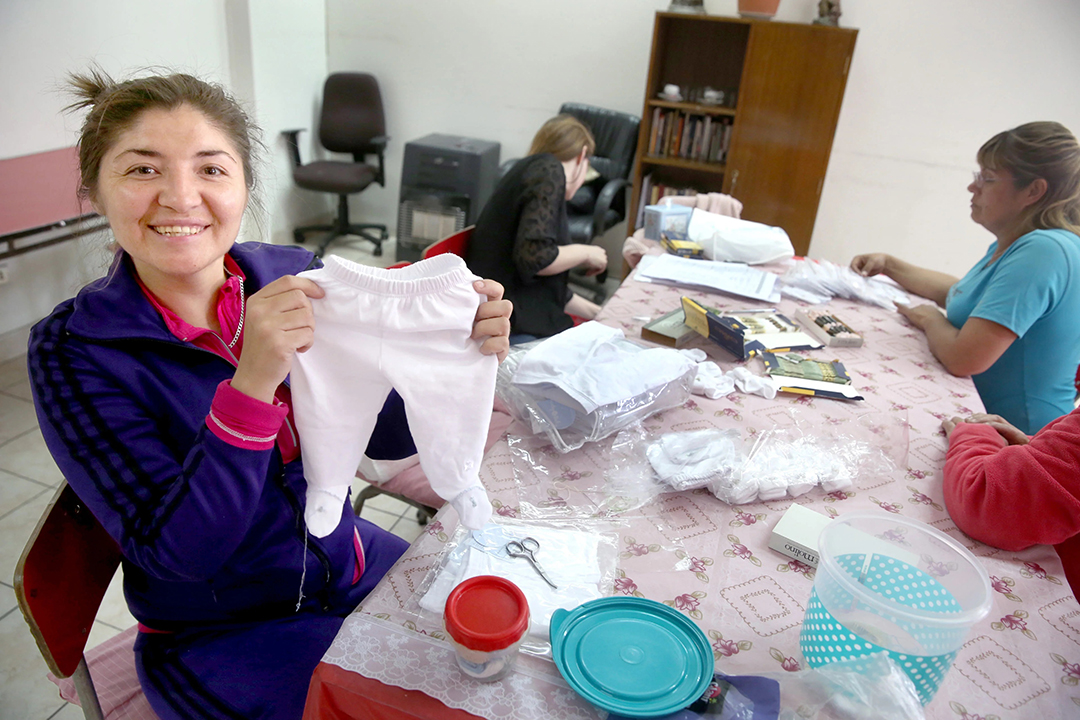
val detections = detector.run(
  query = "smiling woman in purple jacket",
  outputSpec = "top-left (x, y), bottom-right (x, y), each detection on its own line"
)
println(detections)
top-left (27, 69), bottom-right (511, 720)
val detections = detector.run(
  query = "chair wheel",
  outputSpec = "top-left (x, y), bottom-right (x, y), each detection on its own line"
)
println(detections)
top-left (381, 230), bottom-right (389, 240)
top-left (373, 246), bottom-right (383, 257)
top-left (293, 230), bottom-right (306, 244)
top-left (417, 509), bottom-right (429, 525)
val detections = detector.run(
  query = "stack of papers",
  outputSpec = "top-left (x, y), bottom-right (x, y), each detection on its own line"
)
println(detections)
top-left (636, 254), bottom-right (781, 303)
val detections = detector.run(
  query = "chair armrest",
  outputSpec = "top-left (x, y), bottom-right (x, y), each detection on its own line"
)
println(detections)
top-left (357, 136), bottom-right (390, 186)
top-left (592, 177), bottom-right (630, 239)
top-left (281, 129), bottom-right (305, 167)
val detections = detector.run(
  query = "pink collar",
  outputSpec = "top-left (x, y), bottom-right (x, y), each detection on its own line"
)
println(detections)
top-left (135, 255), bottom-right (246, 347)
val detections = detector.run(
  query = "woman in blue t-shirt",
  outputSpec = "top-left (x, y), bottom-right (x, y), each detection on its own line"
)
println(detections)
top-left (852, 122), bottom-right (1080, 434)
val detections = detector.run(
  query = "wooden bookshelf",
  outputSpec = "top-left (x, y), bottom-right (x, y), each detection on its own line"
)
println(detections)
top-left (642, 156), bottom-right (726, 173)
top-left (629, 12), bottom-right (858, 258)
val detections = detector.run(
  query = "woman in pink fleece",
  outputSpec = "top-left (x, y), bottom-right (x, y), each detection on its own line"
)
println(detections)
top-left (943, 409), bottom-right (1080, 596)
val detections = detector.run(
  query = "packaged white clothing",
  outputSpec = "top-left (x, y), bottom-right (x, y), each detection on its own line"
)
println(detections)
top-left (646, 429), bottom-right (742, 491)
top-left (511, 322), bottom-right (697, 414)
top-left (779, 258), bottom-right (911, 309)
top-left (687, 209), bottom-right (795, 265)
top-left (292, 254), bottom-right (498, 537)
top-left (498, 328), bottom-right (697, 453)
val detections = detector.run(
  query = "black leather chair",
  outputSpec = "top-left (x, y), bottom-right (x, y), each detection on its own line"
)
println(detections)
top-left (283, 73), bottom-right (389, 257)
top-left (559, 103), bottom-right (640, 249)
top-left (500, 103), bottom-right (640, 302)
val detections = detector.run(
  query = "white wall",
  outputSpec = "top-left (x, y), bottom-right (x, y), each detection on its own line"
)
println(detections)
top-left (0, 0), bottom-right (233, 350)
top-left (327, 0), bottom-right (1080, 278)
top-left (813, 1), bottom-right (1080, 277)
top-left (0, 0), bottom-right (328, 357)
top-left (244, 0), bottom-right (329, 245)
top-left (325, 0), bottom-right (660, 263)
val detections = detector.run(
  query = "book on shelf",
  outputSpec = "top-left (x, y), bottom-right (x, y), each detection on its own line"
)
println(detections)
top-left (635, 173), bottom-right (653, 229)
top-left (645, 108), bottom-right (732, 165)
top-left (649, 108), bottom-right (662, 155)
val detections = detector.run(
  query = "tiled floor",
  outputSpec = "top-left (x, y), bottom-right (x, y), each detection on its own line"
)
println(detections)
top-left (0, 236), bottom-right (428, 719)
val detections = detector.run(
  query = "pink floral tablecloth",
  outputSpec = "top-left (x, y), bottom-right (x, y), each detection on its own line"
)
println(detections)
top-left (320, 273), bottom-right (1080, 719)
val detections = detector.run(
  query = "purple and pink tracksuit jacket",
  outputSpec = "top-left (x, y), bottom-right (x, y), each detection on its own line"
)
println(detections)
top-left (28, 241), bottom-right (409, 720)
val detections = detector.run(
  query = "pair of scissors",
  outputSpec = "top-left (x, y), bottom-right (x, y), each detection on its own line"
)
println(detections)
top-left (504, 537), bottom-right (558, 589)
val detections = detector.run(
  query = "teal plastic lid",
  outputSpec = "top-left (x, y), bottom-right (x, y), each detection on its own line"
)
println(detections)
top-left (549, 597), bottom-right (713, 718)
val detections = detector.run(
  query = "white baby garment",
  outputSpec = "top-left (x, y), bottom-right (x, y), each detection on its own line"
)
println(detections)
top-left (292, 254), bottom-right (499, 537)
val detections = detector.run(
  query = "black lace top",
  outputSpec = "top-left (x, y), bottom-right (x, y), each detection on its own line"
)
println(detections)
top-left (467, 154), bottom-right (574, 337)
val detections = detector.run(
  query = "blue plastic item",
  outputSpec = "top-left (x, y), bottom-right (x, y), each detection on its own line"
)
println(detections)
top-left (550, 597), bottom-right (713, 719)
top-left (800, 553), bottom-right (962, 704)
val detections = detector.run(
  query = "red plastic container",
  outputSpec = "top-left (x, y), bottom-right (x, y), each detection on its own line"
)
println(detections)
top-left (444, 576), bottom-right (530, 681)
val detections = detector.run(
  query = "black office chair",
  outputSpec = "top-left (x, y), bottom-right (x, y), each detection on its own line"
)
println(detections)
top-left (283, 73), bottom-right (389, 257)
top-left (500, 103), bottom-right (640, 303)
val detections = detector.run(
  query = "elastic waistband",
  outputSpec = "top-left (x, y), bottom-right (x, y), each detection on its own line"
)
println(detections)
top-left (321, 254), bottom-right (477, 296)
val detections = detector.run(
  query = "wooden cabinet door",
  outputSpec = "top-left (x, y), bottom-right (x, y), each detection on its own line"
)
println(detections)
top-left (724, 23), bottom-right (857, 256)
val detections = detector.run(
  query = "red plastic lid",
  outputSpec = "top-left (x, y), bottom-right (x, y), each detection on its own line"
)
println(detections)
top-left (444, 575), bottom-right (530, 652)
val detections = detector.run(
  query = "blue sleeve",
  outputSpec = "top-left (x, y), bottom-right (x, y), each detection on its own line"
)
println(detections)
top-left (29, 313), bottom-right (273, 583)
top-left (968, 232), bottom-right (1071, 337)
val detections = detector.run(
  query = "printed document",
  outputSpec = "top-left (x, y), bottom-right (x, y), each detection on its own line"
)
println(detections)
top-left (636, 253), bottom-right (780, 302)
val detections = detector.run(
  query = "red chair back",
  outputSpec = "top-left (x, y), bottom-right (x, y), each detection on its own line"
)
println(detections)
top-left (422, 225), bottom-right (474, 260)
top-left (14, 482), bottom-right (122, 678)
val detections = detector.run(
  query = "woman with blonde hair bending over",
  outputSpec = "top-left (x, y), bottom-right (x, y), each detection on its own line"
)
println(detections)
top-left (852, 122), bottom-right (1080, 434)
top-left (28, 68), bottom-right (512, 720)
top-left (468, 114), bottom-right (609, 343)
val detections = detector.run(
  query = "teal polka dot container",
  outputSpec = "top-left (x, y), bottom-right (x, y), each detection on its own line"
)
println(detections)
top-left (799, 512), bottom-right (992, 705)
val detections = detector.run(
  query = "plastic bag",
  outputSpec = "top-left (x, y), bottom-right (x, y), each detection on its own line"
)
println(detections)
top-left (687, 209), bottom-right (795, 265)
top-left (608, 409), bottom-right (907, 504)
top-left (608, 654), bottom-right (924, 720)
top-left (778, 258), bottom-right (910, 309)
top-left (497, 337), bottom-right (696, 454)
top-left (412, 518), bottom-right (620, 657)
top-left (505, 425), bottom-right (670, 519)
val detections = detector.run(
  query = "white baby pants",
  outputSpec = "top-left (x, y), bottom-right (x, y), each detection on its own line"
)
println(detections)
top-left (292, 254), bottom-right (498, 536)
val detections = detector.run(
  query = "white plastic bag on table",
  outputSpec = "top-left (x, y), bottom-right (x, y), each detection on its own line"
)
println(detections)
top-left (497, 335), bottom-right (696, 454)
top-left (687, 209), bottom-right (795, 265)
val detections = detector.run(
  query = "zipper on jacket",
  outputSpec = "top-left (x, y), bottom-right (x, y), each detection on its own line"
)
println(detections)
top-left (276, 469), bottom-right (334, 609)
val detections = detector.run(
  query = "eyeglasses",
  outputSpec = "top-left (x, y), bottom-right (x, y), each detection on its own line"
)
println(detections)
top-left (971, 170), bottom-right (999, 189)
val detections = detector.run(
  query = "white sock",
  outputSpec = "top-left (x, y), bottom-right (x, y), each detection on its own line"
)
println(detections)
top-left (305, 484), bottom-right (349, 538)
top-left (450, 486), bottom-right (492, 530)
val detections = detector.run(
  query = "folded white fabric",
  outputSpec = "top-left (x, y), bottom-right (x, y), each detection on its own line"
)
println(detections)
top-left (692, 362), bottom-right (737, 399)
top-left (512, 322), bottom-right (697, 414)
top-left (709, 473), bottom-right (759, 505)
top-left (679, 348), bottom-right (708, 363)
top-left (729, 366), bottom-right (777, 399)
top-left (646, 429), bottom-right (743, 491)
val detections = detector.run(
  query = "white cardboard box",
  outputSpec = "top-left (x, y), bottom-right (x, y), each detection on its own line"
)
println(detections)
top-left (768, 504), bottom-right (832, 567)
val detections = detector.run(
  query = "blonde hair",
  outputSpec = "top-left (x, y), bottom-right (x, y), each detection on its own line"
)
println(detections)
top-left (528, 115), bottom-right (596, 162)
top-left (977, 121), bottom-right (1080, 235)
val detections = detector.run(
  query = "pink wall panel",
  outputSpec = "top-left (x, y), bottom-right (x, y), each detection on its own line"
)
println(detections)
top-left (0, 147), bottom-right (92, 237)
